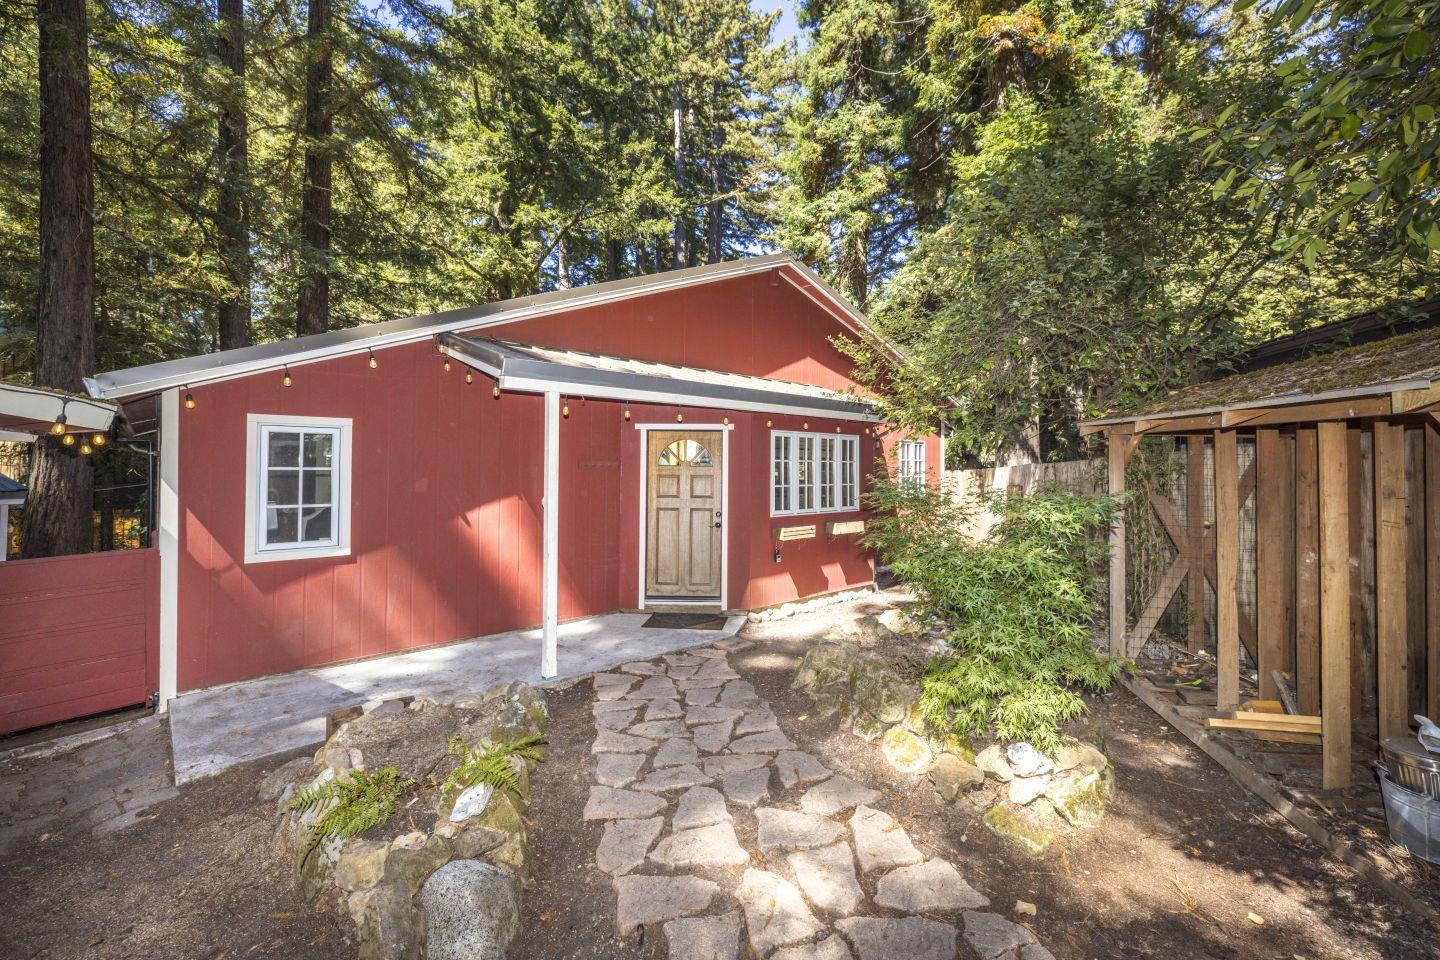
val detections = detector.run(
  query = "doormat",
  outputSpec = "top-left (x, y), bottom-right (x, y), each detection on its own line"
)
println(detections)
top-left (643, 613), bottom-right (729, 631)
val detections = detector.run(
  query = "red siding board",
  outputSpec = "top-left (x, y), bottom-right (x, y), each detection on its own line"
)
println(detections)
top-left (173, 269), bottom-right (922, 690)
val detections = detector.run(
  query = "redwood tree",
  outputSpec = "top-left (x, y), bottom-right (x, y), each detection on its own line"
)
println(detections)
top-left (295, 0), bottom-right (331, 336)
top-left (216, 0), bottom-right (252, 350)
top-left (23, 0), bottom-right (96, 558)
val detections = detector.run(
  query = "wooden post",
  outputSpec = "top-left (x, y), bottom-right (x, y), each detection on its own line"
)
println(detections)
top-left (1108, 430), bottom-right (1128, 654)
top-left (1186, 435), bottom-right (1207, 653)
top-left (1214, 428), bottom-right (1240, 713)
top-left (1427, 420), bottom-right (1439, 721)
top-left (1256, 429), bottom-right (1293, 699)
top-left (1374, 420), bottom-right (1408, 740)
top-left (1347, 427), bottom-right (1366, 714)
top-left (1295, 426), bottom-right (1321, 715)
top-left (1318, 421), bottom-right (1352, 790)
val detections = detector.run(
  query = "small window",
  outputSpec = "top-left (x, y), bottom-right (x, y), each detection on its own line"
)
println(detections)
top-left (658, 439), bottom-right (713, 467)
top-left (771, 429), bottom-right (861, 517)
top-left (246, 415), bottom-right (352, 563)
top-left (898, 439), bottom-right (926, 491)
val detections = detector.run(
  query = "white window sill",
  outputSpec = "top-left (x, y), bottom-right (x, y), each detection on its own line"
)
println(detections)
top-left (244, 543), bottom-right (351, 564)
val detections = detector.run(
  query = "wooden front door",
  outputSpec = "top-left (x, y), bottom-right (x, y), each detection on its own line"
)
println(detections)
top-left (646, 430), bottom-right (723, 600)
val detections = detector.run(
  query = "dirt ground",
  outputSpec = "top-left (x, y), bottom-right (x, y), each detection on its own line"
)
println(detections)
top-left (4, 591), bottom-right (1438, 959)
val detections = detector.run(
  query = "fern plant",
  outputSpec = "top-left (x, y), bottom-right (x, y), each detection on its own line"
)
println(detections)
top-left (440, 732), bottom-right (545, 799)
top-left (289, 767), bottom-right (415, 856)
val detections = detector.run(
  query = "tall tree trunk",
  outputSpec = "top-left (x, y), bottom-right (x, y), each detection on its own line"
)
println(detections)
top-left (706, 85), bottom-right (724, 264)
top-left (216, 0), bottom-right (252, 349)
top-left (25, 0), bottom-right (95, 558)
top-left (841, 228), bottom-right (868, 307)
top-left (296, 0), bottom-right (332, 336)
top-left (555, 236), bottom-right (571, 289)
top-left (604, 239), bottom-right (621, 281)
top-left (671, 82), bottom-right (685, 269)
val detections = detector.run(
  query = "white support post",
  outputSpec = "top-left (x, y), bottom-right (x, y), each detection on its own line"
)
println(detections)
top-left (0, 502), bottom-right (9, 560)
top-left (541, 390), bottom-right (559, 679)
top-left (157, 387), bottom-right (180, 711)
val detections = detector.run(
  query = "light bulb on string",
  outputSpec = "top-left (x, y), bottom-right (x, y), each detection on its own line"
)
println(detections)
top-left (282, 366), bottom-right (293, 388)
top-left (443, 357), bottom-right (451, 373)
top-left (184, 386), bottom-right (195, 409)
top-left (766, 419), bottom-right (772, 428)
top-left (492, 384), bottom-right (500, 399)
top-left (676, 412), bottom-right (684, 423)
top-left (623, 404), bottom-right (631, 421)
top-left (62, 432), bottom-right (75, 447)
top-left (562, 399), bottom-right (570, 418)
top-left (79, 440), bottom-right (92, 455)
top-left (92, 433), bottom-right (106, 447)
top-left (368, 349), bottom-right (378, 369)
top-left (803, 421), bottom-right (809, 430)
top-left (51, 400), bottom-right (68, 435)
top-left (465, 370), bottom-right (473, 384)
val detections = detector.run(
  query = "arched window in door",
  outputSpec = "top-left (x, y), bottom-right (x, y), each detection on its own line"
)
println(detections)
top-left (657, 439), bottom-right (714, 467)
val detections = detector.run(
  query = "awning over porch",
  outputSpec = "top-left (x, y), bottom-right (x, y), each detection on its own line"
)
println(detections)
top-left (0, 381), bottom-right (118, 442)
top-left (437, 332), bottom-right (880, 421)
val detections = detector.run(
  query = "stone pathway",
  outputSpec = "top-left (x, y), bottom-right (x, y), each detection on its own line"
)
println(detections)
top-left (583, 645), bottom-right (1057, 960)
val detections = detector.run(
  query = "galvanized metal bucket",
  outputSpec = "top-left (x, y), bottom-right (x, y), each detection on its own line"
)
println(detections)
top-left (1380, 737), bottom-right (1440, 800)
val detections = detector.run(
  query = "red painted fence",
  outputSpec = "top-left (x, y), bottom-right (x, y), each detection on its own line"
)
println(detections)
top-left (0, 548), bottom-right (158, 736)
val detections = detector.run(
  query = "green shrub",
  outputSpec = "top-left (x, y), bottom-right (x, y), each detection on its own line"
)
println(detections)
top-left (864, 476), bottom-right (1129, 751)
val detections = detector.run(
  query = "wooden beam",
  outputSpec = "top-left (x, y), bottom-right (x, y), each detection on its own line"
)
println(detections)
top-left (1221, 407), bottom-right (1275, 428)
top-left (1392, 381), bottom-right (1440, 414)
top-left (1127, 554), bottom-right (1189, 656)
top-left (1187, 436), bottom-right (1208, 653)
top-left (1108, 430), bottom-right (1127, 654)
top-left (1215, 428), bottom-right (1240, 713)
top-left (1148, 491), bottom-right (1187, 552)
top-left (1239, 458), bottom-right (1257, 507)
top-left (1318, 420), bottom-right (1352, 790)
top-left (1427, 420), bottom-right (1440, 722)
top-left (1295, 426), bottom-right (1321, 715)
top-left (1374, 419), bottom-right (1409, 741)
top-left (1134, 414), bottom-right (1223, 435)
top-left (1236, 396), bottom-right (1390, 428)
top-left (1256, 429), bottom-right (1293, 700)
top-left (1200, 553), bottom-right (1260, 664)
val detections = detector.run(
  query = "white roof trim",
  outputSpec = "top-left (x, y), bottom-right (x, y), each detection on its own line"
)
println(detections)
top-left (89, 253), bottom-right (904, 401)
top-left (0, 382), bottom-right (118, 434)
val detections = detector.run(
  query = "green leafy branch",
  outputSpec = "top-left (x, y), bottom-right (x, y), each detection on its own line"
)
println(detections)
top-left (440, 732), bottom-right (545, 800)
top-left (289, 767), bottom-right (416, 857)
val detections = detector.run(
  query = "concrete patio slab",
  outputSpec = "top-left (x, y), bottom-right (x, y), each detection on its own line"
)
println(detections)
top-left (168, 613), bottom-right (742, 783)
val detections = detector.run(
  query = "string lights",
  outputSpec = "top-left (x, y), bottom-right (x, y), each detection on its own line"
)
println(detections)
top-left (368, 349), bottom-right (378, 369)
top-left (675, 412), bottom-right (684, 422)
top-left (492, 383), bottom-right (500, 399)
top-left (92, 433), bottom-right (106, 447)
top-left (623, 403), bottom-right (631, 421)
top-left (184, 386), bottom-right (195, 409)
top-left (282, 365), bottom-right (293, 388)
top-left (562, 398), bottom-right (570, 418)
top-left (62, 432), bottom-right (75, 447)
top-left (50, 399), bottom-right (68, 435)
top-left (79, 439), bottom-right (93, 455)
top-left (465, 370), bottom-right (473, 384)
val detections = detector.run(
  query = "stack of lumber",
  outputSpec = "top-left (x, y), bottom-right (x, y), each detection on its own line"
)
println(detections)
top-left (1205, 700), bottom-right (1322, 744)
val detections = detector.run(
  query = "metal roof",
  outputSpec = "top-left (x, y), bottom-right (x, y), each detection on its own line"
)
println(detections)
top-left (440, 334), bottom-right (879, 421)
top-left (87, 253), bottom-right (904, 402)
top-left (0, 472), bottom-right (24, 503)
top-left (0, 381), bottom-right (118, 440)
top-left (1085, 328), bottom-right (1440, 427)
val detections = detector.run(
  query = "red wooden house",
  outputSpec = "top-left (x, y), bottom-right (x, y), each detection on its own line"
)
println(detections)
top-left (87, 253), bottom-right (940, 709)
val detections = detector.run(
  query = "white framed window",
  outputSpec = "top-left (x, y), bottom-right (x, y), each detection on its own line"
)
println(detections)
top-left (244, 414), bottom-right (352, 563)
top-left (771, 430), bottom-right (860, 517)
top-left (897, 439), bottom-right (926, 491)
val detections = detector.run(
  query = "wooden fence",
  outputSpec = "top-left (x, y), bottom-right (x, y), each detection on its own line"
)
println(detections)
top-left (0, 547), bottom-right (158, 735)
top-left (945, 459), bottom-right (1103, 542)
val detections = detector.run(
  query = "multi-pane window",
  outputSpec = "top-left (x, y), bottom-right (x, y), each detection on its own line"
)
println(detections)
top-left (771, 430), bottom-right (860, 517)
top-left (897, 439), bottom-right (926, 491)
top-left (246, 415), bottom-right (351, 562)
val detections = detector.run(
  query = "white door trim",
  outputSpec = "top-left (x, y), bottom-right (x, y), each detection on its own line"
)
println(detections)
top-left (634, 422), bottom-right (733, 611)
top-left (157, 387), bottom-right (180, 711)
top-left (541, 390), bottom-right (559, 678)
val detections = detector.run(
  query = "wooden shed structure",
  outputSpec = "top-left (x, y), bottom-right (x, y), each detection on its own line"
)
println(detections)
top-left (1084, 328), bottom-right (1440, 789)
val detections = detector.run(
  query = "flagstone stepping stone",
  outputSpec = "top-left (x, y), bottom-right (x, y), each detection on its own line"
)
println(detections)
top-left (756, 808), bottom-right (845, 854)
top-left (685, 705), bottom-right (745, 726)
top-left (584, 786), bottom-right (667, 821)
top-left (668, 664), bottom-right (702, 680)
top-left (720, 767), bottom-right (771, 807)
top-left (596, 710), bottom-right (639, 732)
top-left (633, 764), bottom-right (711, 794)
top-left (835, 917), bottom-right (956, 960)
top-left (775, 751), bottom-right (832, 789)
top-left (595, 753), bottom-right (646, 788)
top-left (849, 805), bottom-right (923, 873)
top-left (695, 663), bottom-right (741, 682)
top-left (596, 817), bottom-right (663, 875)
top-left (684, 685), bottom-right (724, 706)
top-left (734, 708), bottom-right (779, 736)
top-left (729, 729), bottom-right (796, 754)
top-left (594, 674), bottom-right (635, 700)
top-left (961, 912), bottom-right (1038, 959)
top-left (664, 911), bottom-right (742, 960)
top-left (649, 821), bottom-right (750, 868)
top-left (874, 858), bottom-right (989, 913)
top-left (703, 753), bottom-right (769, 777)
top-left (693, 646), bottom-right (730, 659)
top-left (621, 660), bottom-right (666, 676)
top-left (692, 720), bottom-right (735, 753)
top-left (665, 653), bottom-right (706, 667)
top-left (736, 869), bottom-right (824, 957)
top-left (626, 676), bottom-right (679, 700)
top-left (712, 637), bottom-right (750, 652)
top-left (1021, 945), bottom-right (1058, 960)
top-left (593, 731), bottom-right (656, 754)
top-left (594, 698), bottom-right (639, 715)
top-left (787, 842), bottom-right (864, 914)
top-left (613, 874), bottom-right (718, 935)
top-left (644, 699), bottom-right (685, 721)
top-left (799, 775), bottom-right (880, 816)
top-left (673, 785), bottom-right (732, 830)
top-left (717, 680), bottom-right (758, 705)
top-left (655, 738), bottom-right (702, 768)
top-left (628, 719), bottom-right (689, 739)
top-left (772, 935), bottom-right (854, 960)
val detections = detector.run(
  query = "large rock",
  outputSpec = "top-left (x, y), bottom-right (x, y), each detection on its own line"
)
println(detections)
top-left (335, 839), bottom-right (390, 893)
top-left (928, 754), bottom-right (983, 803)
top-left (850, 660), bottom-right (916, 726)
top-left (974, 744), bottom-right (1014, 783)
top-left (793, 641), bottom-right (859, 691)
top-left (880, 727), bottom-right (933, 774)
top-left (982, 804), bottom-right (1053, 857)
top-left (673, 786), bottom-right (732, 830)
top-left (420, 859), bottom-right (521, 960)
top-left (1044, 769), bottom-right (1112, 829)
top-left (775, 751), bottom-right (831, 789)
top-left (350, 880), bottom-right (424, 960)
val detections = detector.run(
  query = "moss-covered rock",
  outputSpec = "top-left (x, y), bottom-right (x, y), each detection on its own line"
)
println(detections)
top-left (881, 725), bottom-right (934, 773)
top-left (1045, 769), bottom-right (1112, 829)
top-left (851, 659), bottom-right (916, 725)
top-left (983, 804), bottom-right (1053, 858)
